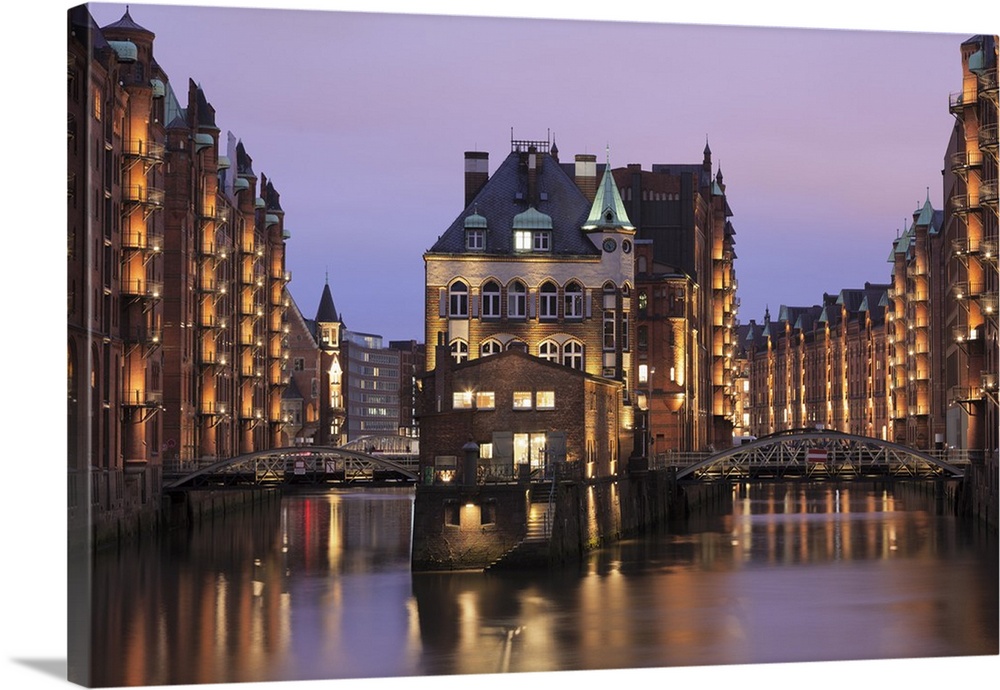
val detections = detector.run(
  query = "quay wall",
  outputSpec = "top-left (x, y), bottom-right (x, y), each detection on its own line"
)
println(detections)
top-left (411, 470), bottom-right (728, 571)
top-left (162, 487), bottom-right (282, 531)
top-left (958, 457), bottom-right (998, 531)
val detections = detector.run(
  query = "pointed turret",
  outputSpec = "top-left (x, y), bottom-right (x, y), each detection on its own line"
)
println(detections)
top-left (315, 280), bottom-right (342, 350)
top-left (582, 150), bottom-right (634, 232)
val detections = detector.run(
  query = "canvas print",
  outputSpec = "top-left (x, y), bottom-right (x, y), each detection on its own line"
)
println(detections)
top-left (63, 1), bottom-right (997, 688)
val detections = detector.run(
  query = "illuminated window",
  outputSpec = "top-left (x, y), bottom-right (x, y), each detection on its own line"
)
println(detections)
top-left (639, 364), bottom-right (649, 384)
top-left (481, 339), bottom-right (502, 357)
top-left (450, 339), bottom-right (468, 364)
top-left (564, 282), bottom-right (583, 319)
top-left (513, 391), bottom-right (533, 409)
top-left (508, 281), bottom-right (526, 319)
top-left (475, 391), bottom-right (495, 409)
top-left (481, 281), bottom-right (501, 318)
top-left (513, 230), bottom-right (532, 252)
top-left (452, 391), bottom-right (473, 409)
top-left (563, 340), bottom-right (584, 370)
top-left (538, 340), bottom-right (559, 363)
top-left (449, 281), bottom-right (468, 318)
top-left (536, 391), bottom-right (555, 409)
top-left (539, 281), bottom-right (558, 320)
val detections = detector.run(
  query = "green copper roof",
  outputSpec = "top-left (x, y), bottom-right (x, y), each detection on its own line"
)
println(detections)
top-left (464, 212), bottom-right (487, 229)
top-left (915, 194), bottom-right (936, 227)
top-left (107, 40), bottom-right (137, 62)
top-left (582, 159), bottom-right (634, 231)
top-left (512, 207), bottom-right (552, 230)
top-left (969, 49), bottom-right (985, 73)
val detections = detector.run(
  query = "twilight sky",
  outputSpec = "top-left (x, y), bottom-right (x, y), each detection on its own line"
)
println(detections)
top-left (83, 1), bottom-right (981, 342)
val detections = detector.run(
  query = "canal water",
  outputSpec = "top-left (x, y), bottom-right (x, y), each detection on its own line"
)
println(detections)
top-left (90, 481), bottom-right (998, 687)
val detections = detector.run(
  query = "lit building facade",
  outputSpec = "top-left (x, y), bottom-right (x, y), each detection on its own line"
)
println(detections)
top-left (68, 7), bottom-right (291, 539)
top-left (943, 34), bottom-right (998, 456)
top-left (742, 284), bottom-right (890, 441)
top-left (422, 136), bottom-right (637, 469)
top-left (616, 146), bottom-right (739, 453)
top-left (68, 6), bottom-right (167, 535)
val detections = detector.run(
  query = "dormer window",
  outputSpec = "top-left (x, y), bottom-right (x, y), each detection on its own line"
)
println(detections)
top-left (513, 230), bottom-right (532, 252)
top-left (466, 229), bottom-right (485, 250)
top-left (532, 231), bottom-right (551, 251)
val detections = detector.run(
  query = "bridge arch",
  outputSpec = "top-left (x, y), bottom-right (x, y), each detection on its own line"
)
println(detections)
top-left (164, 445), bottom-right (419, 489)
top-left (676, 429), bottom-right (964, 480)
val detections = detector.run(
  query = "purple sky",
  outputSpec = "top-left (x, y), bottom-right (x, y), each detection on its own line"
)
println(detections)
top-left (81, 1), bottom-right (980, 342)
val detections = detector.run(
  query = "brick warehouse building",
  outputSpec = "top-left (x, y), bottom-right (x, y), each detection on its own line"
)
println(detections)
top-left (739, 34), bottom-right (997, 466)
top-left (418, 347), bottom-right (625, 481)
top-left (421, 135), bottom-right (740, 472)
top-left (618, 145), bottom-right (739, 454)
top-left (422, 137), bottom-right (639, 475)
top-left (68, 7), bottom-right (291, 541)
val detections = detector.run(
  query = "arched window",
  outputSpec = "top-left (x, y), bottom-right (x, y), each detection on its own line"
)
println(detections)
top-left (481, 280), bottom-right (501, 319)
top-left (507, 281), bottom-right (526, 319)
top-left (563, 340), bottom-right (584, 370)
top-left (539, 281), bottom-right (558, 320)
top-left (480, 339), bottom-right (502, 357)
top-left (449, 281), bottom-right (468, 318)
top-left (564, 281), bottom-right (583, 319)
top-left (505, 339), bottom-right (527, 351)
top-left (538, 340), bottom-right (559, 363)
top-left (450, 339), bottom-right (468, 364)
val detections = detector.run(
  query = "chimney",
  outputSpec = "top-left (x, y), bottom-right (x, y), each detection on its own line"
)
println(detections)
top-left (575, 153), bottom-right (597, 201)
top-left (464, 151), bottom-right (489, 207)
top-left (527, 146), bottom-right (538, 206)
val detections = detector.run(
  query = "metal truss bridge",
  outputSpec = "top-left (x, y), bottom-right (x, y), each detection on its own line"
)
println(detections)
top-left (163, 434), bottom-right (419, 489)
top-left (666, 429), bottom-right (965, 481)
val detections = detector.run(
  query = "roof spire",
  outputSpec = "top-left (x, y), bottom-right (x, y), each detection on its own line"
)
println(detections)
top-left (582, 145), bottom-right (635, 232)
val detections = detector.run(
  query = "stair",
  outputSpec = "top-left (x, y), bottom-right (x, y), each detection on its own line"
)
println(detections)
top-left (484, 491), bottom-right (554, 572)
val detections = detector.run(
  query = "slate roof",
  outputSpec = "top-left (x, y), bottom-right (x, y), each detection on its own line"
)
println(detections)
top-left (101, 7), bottom-right (154, 36)
top-left (427, 150), bottom-right (600, 257)
top-left (315, 282), bottom-right (339, 323)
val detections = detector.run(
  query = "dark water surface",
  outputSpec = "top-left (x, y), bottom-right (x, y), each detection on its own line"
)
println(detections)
top-left (91, 482), bottom-right (998, 686)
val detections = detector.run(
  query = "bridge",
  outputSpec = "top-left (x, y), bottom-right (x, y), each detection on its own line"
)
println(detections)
top-left (163, 434), bottom-right (419, 489)
top-left (660, 429), bottom-right (966, 481)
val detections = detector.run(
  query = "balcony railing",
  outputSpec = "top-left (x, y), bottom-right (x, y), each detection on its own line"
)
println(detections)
top-left (121, 389), bottom-right (163, 407)
top-left (980, 181), bottom-right (998, 204)
top-left (123, 139), bottom-right (165, 163)
top-left (198, 401), bottom-right (229, 416)
top-left (121, 326), bottom-right (162, 346)
top-left (978, 69), bottom-right (998, 93)
top-left (950, 149), bottom-right (984, 171)
top-left (122, 185), bottom-right (165, 208)
top-left (121, 279), bottom-right (162, 299)
top-left (980, 125), bottom-right (998, 151)
top-left (975, 291), bottom-right (998, 315)
top-left (121, 228), bottom-right (163, 252)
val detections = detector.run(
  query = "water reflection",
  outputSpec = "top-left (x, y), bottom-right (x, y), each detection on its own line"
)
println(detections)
top-left (90, 482), bottom-right (998, 686)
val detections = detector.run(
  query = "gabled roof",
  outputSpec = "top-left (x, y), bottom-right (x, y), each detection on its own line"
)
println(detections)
top-left (427, 149), bottom-right (600, 256)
